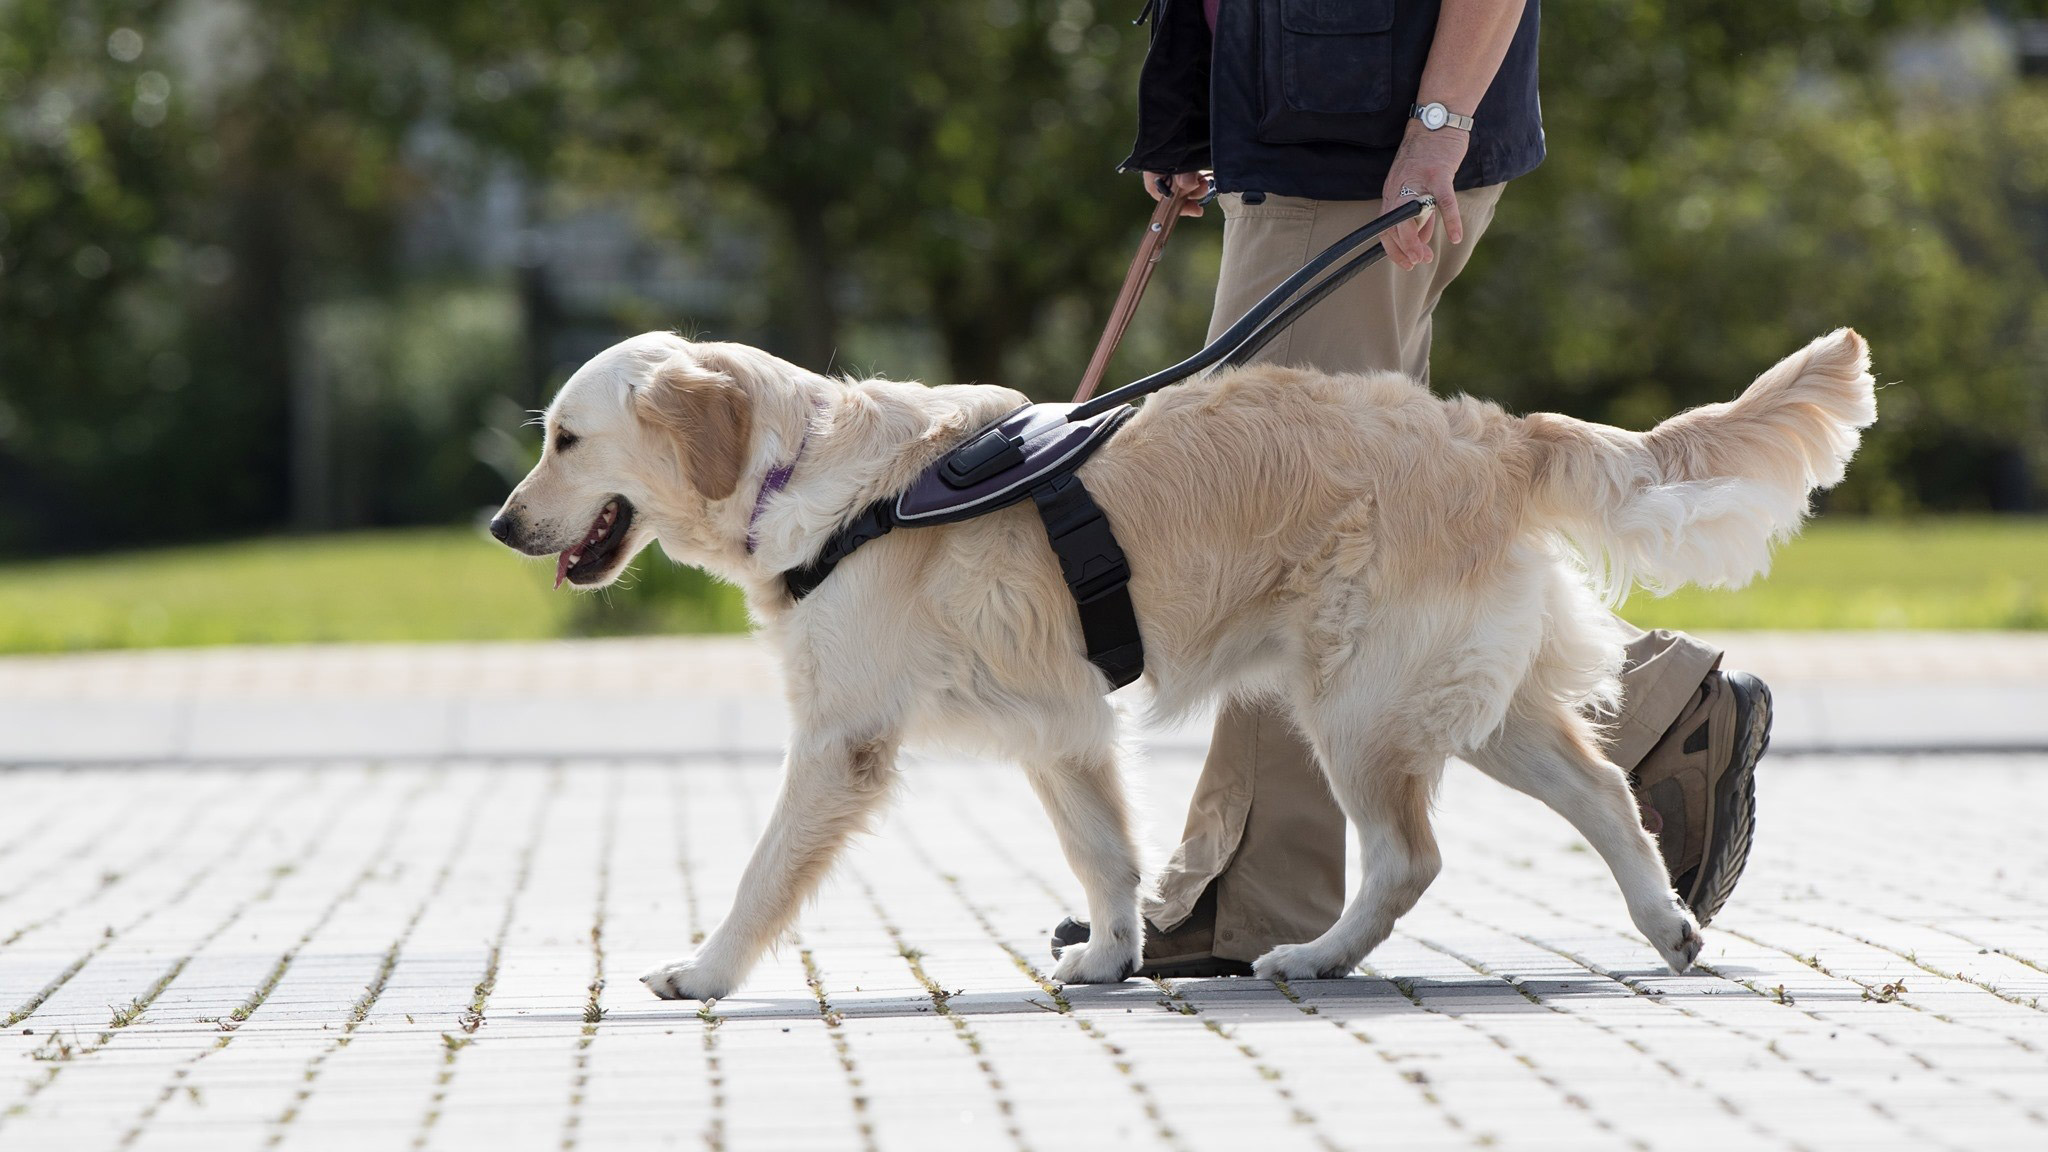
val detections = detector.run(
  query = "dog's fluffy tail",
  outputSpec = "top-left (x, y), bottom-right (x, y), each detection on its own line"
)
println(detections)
top-left (1522, 328), bottom-right (1876, 599)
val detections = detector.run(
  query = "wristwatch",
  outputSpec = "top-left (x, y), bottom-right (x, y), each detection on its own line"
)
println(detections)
top-left (1410, 102), bottom-right (1475, 132)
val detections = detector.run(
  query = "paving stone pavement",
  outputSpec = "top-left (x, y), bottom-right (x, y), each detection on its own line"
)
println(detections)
top-left (2, 641), bottom-right (2047, 1150)
top-left (4, 632), bottom-right (2045, 760)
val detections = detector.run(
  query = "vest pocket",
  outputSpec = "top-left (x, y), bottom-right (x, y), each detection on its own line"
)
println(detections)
top-left (1257, 0), bottom-right (1405, 146)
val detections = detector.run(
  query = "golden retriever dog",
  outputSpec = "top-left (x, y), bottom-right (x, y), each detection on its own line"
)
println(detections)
top-left (490, 328), bottom-right (1875, 1000)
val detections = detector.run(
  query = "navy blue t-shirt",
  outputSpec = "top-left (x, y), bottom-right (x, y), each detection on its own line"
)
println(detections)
top-left (1125, 0), bottom-right (1545, 198)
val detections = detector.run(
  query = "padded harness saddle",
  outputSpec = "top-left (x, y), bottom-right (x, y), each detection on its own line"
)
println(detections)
top-left (784, 403), bottom-right (1146, 688)
top-left (776, 194), bottom-right (1434, 695)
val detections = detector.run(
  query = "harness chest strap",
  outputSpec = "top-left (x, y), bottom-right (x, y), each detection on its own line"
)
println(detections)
top-left (783, 499), bottom-right (895, 601)
top-left (781, 475), bottom-right (1146, 689)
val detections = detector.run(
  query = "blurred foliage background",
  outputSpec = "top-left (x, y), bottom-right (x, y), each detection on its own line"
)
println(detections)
top-left (1, 0), bottom-right (2044, 646)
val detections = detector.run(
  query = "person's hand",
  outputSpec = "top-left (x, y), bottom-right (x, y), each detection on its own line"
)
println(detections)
top-left (1143, 170), bottom-right (1209, 217)
top-left (1379, 122), bottom-right (1469, 270)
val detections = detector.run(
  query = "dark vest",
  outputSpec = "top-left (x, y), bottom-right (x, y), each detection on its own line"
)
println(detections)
top-left (1123, 0), bottom-right (1545, 199)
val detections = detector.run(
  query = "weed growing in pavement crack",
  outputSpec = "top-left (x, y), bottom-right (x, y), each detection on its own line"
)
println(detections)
top-left (795, 946), bottom-right (871, 1149)
top-left (459, 950), bottom-right (498, 1033)
top-left (800, 949), bottom-right (845, 1027)
top-left (101, 957), bottom-right (190, 1043)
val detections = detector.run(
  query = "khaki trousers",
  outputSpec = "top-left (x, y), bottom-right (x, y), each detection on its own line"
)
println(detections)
top-left (1143, 187), bottom-right (1723, 961)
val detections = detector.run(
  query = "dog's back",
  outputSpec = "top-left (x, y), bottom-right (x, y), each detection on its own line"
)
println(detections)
top-left (1080, 329), bottom-right (1874, 724)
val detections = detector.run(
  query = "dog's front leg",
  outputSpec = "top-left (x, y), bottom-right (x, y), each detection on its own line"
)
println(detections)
top-left (642, 733), bottom-right (898, 1001)
top-left (1026, 749), bottom-right (1144, 984)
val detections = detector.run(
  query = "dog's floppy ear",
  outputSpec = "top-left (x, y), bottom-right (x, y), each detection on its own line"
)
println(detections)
top-left (637, 356), bottom-right (754, 501)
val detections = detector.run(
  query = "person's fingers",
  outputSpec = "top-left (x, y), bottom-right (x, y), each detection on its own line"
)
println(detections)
top-left (1404, 205), bottom-right (1432, 268)
top-left (1146, 172), bottom-right (1209, 215)
top-left (1385, 218), bottom-right (1420, 271)
top-left (1380, 217), bottom-right (1406, 270)
top-left (1437, 185), bottom-right (1464, 247)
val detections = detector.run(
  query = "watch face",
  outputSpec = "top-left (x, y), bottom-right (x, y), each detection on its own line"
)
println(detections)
top-left (1421, 103), bottom-right (1448, 130)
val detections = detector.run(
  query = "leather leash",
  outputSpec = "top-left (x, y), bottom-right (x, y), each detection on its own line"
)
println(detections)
top-left (1071, 181), bottom-right (1205, 403)
top-left (1069, 193), bottom-right (1432, 421)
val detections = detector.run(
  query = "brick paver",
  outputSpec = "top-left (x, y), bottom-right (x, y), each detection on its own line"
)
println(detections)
top-left (3, 639), bottom-right (2046, 1150)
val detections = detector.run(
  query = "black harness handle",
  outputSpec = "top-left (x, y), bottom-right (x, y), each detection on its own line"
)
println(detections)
top-left (1069, 195), bottom-right (1433, 421)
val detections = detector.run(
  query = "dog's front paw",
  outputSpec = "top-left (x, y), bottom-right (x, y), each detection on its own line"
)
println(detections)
top-left (1651, 913), bottom-right (1706, 974)
top-left (1252, 942), bottom-right (1355, 982)
top-left (640, 956), bottom-right (735, 1002)
top-left (1050, 940), bottom-right (1139, 985)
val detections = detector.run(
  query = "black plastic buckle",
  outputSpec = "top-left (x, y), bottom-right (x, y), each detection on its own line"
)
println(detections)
top-left (940, 426), bottom-right (1025, 488)
top-left (1034, 475), bottom-right (1131, 601)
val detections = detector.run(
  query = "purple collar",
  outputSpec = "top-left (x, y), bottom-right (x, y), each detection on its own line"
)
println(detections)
top-left (745, 402), bottom-right (819, 553)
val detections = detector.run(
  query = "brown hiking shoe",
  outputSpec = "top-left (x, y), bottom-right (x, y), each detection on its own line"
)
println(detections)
top-left (1049, 881), bottom-right (1253, 979)
top-left (1630, 669), bottom-right (1772, 926)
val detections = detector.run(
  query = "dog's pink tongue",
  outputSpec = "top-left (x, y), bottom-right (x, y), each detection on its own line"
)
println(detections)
top-left (554, 551), bottom-right (573, 590)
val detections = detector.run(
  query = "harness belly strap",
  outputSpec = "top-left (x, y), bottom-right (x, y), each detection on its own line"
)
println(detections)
top-left (781, 403), bottom-right (1145, 689)
top-left (1029, 472), bottom-right (1144, 687)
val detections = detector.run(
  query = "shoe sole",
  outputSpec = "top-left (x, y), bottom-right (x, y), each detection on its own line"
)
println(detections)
top-left (1051, 918), bottom-right (1252, 979)
top-left (1685, 674), bottom-right (1771, 926)
top-left (1138, 956), bottom-right (1253, 979)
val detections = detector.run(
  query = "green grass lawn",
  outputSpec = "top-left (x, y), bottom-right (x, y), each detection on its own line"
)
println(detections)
top-left (0, 526), bottom-right (747, 653)
top-left (1618, 517), bottom-right (2048, 631)
top-left (0, 517), bottom-right (2041, 654)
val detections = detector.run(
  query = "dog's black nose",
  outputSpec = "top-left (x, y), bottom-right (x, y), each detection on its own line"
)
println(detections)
top-left (488, 513), bottom-right (516, 544)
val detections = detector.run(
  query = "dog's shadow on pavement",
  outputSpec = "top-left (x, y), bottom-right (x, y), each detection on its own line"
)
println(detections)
top-left (598, 969), bottom-right (1845, 1024)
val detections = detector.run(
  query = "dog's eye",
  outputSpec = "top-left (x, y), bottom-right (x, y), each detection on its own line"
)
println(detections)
top-left (554, 430), bottom-right (579, 452)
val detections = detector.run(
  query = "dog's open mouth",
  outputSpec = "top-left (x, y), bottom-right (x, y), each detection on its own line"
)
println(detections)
top-left (556, 497), bottom-right (634, 588)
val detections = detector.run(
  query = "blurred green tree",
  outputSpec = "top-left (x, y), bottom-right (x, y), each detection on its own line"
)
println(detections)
top-left (1437, 0), bottom-right (2048, 512)
top-left (1, 0), bottom-right (2043, 568)
top-left (427, 0), bottom-right (1151, 388)
top-left (0, 0), bottom-right (522, 551)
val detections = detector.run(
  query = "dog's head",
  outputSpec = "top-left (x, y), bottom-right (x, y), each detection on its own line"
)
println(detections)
top-left (490, 332), bottom-right (796, 588)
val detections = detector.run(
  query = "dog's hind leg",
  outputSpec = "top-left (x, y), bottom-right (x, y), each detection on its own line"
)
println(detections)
top-left (1027, 744), bottom-right (1144, 985)
top-left (1252, 718), bottom-right (1446, 982)
top-left (642, 730), bottom-right (901, 1001)
top-left (1236, 680), bottom-right (1449, 975)
top-left (1466, 702), bottom-right (1704, 972)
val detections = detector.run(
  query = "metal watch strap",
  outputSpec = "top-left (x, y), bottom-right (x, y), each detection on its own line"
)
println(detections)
top-left (1410, 103), bottom-right (1475, 132)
